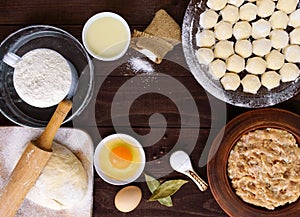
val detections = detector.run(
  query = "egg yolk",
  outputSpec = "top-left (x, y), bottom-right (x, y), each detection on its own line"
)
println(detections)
top-left (109, 145), bottom-right (133, 169)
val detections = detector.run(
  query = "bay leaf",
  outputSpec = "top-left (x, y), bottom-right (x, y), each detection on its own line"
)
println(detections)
top-left (145, 174), bottom-right (173, 207)
top-left (149, 179), bottom-right (188, 201)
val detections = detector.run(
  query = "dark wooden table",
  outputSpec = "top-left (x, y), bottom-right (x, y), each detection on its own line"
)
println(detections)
top-left (1, 1), bottom-right (300, 217)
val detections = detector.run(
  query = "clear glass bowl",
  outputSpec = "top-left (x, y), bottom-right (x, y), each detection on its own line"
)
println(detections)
top-left (0, 25), bottom-right (94, 127)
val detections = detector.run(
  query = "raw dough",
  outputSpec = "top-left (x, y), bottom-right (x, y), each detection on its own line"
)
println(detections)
top-left (228, 0), bottom-right (244, 7)
top-left (261, 71), bottom-right (281, 90)
top-left (196, 48), bottom-right (214, 65)
top-left (290, 28), bottom-right (300, 45)
top-left (206, 0), bottom-right (228, 11)
top-left (235, 39), bottom-right (252, 58)
top-left (289, 9), bottom-right (300, 28)
top-left (276, 0), bottom-right (298, 14)
top-left (246, 57), bottom-right (267, 75)
top-left (252, 38), bottom-right (272, 57)
top-left (241, 74), bottom-right (261, 94)
top-left (233, 21), bottom-right (252, 40)
top-left (209, 59), bottom-right (226, 79)
top-left (269, 11), bottom-right (289, 29)
top-left (257, 0), bottom-right (275, 18)
top-left (214, 40), bottom-right (234, 59)
top-left (196, 30), bottom-right (215, 47)
top-left (221, 5), bottom-right (239, 24)
top-left (240, 3), bottom-right (258, 21)
top-left (26, 142), bottom-right (88, 210)
top-left (270, 29), bottom-right (289, 49)
top-left (252, 19), bottom-right (271, 39)
top-left (200, 10), bottom-right (219, 29)
top-left (284, 45), bottom-right (300, 63)
top-left (226, 54), bottom-right (245, 73)
top-left (280, 63), bottom-right (300, 82)
top-left (266, 50), bottom-right (285, 70)
top-left (220, 72), bottom-right (241, 91)
top-left (215, 21), bottom-right (233, 40)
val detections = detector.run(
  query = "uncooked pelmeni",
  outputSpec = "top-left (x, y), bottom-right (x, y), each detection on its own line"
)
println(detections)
top-left (209, 59), bottom-right (227, 79)
top-left (235, 39), bottom-right (253, 58)
top-left (269, 11), bottom-right (289, 29)
top-left (261, 71), bottom-right (281, 90)
top-left (257, 0), bottom-right (275, 18)
top-left (228, 0), bottom-right (244, 7)
top-left (233, 21), bottom-right (252, 40)
top-left (220, 72), bottom-right (241, 91)
top-left (290, 28), bottom-right (300, 45)
top-left (206, 0), bottom-right (228, 11)
top-left (214, 40), bottom-right (234, 59)
top-left (200, 10), bottom-right (219, 29)
top-left (252, 19), bottom-right (271, 39)
top-left (226, 54), bottom-right (245, 73)
top-left (270, 29), bottom-right (289, 49)
top-left (241, 74), bottom-right (261, 94)
top-left (221, 5), bottom-right (239, 24)
top-left (240, 3), bottom-right (258, 21)
top-left (283, 45), bottom-right (300, 63)
top-left (246, 57), bottom-right (267, 75)
top-left (266, 50), bottom-right (285, 70)
top-left (252, 38), bottom-right (272, 56)
top-left (289, 9), bottom-right (300, 28)
top-left (26, 142), bottom-right (88, 210)
top-left (279, 63), bottom-right (300, 82)
top-left (214, 21), bottom-right (233, 40)
top-left (196, 30), bottom-right (215, 47)
top-left (195, 48), bottom-right (214, 65)
top-left (276, 0), bottom-right (298, 14)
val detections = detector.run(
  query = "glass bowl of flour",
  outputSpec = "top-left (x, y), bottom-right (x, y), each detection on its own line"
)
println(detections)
top-left (0, 25), bottom-right (94, 127)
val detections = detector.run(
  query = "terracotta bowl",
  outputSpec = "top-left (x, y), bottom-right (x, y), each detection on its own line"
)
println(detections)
top-left (207, 108), bottom-right (300, 217)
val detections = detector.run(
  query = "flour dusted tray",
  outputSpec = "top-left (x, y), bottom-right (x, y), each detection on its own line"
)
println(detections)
top-left (0, 127), bottom-right (94, 217)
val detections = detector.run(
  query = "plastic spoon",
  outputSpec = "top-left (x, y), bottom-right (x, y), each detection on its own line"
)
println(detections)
top-left (170, 150), bottom-right (208, 191)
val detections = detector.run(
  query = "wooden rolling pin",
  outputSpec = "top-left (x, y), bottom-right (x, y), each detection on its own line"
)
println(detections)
top-left (0, 99), bottom-right (72, 217)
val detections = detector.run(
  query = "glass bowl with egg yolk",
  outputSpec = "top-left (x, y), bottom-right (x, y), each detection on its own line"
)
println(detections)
top-left (94, 134), bottom-right (145, 185)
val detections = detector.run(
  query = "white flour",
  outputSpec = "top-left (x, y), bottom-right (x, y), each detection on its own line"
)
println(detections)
top-left (13, 48), bottom-right (72, 108)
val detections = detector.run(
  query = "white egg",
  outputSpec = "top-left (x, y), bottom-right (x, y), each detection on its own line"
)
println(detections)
top-left (115, 186), bottom-right (142, 212)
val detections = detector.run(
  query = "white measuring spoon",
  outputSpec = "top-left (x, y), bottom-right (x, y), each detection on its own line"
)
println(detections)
top-left (170, 150), bottom-right (208, 191)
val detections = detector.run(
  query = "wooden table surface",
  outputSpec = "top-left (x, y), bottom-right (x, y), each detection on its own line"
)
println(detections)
top-left (1, 1), bottom-right (300, 217)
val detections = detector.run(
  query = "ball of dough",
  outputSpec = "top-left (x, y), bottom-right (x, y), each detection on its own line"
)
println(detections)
top-left (221, 72), bottom-right (241, 91)
top-left (214, 40), bottom-right (234, 59)
top-left (26, 142), bottom-right (88, 210)
top-left (290, 28), bottom-right (300, 45)
top-left (266, 49), bottom-right (285, 70)
top-left (207, 0), bottom-right (228, 11)
top-left (289, 9), bottom-right (300, 28)
top-left (279, 63), bottom-right (300, 82)
top-left (241, 74), bottom-right (261, 94)
top-left (252, 38), bottom-right (272, 56)
top-left (246, 57), bottom-right (267, 75)
top-left (269, 11), bottom-right (289, 29)
top-left (196, 48), bottom-right (214, 65)
top-left (209, 59), bottom-right (227, 79)
top-left (284, 45), bottom-right (300, 63)
top-left (252, 19), bottom-right (271, 39)
top-left (200, 10), bottom-right (219, 29)
top-left (276, 0), bottom-right (298, 14)
top-left (233, 21), bottom-right (252, 40)
top-left (228, 0), bottom-right (244, 7)
top-left (270, 29), bottom-right (289, 49)
top-left (240, 3), bottom-right (258, 21)
top-left (235, 39), bottom-right (253, 58)
top-left (257, 0), bottom-right (275, 18)
top-left (261, 71), bottom-right (281, 90)
top-left (196, 30), bottom-right (215, 47)
top-left (226, 54), bottom-right (245, 73)
top-left (215, 21), bottom-right (233, 40)
top-left (221, 5), bottom-right (239, 24)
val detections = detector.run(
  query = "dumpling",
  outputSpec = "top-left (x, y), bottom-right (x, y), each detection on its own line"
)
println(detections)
top-left (214, 21), bottom-right (233, 40)
top-left (241, 74), bottom-right (261, 94)
top-left (246, 57), bottom-right (267, 75)
top-left (209, 59), bottom-right (227, 79)
top-left (265, 50), bottom-right (285, 70)
top-left (221, 5), bottom-right (239, 24)
top-left (252, 19), bottom-right (271, 39)
top-left (270, 29), bottom-right (289, 49)
top-left (228, 0), bottom-right (244, 7)
top-left (276, 0), bottom-right (298, 14)
top-left (252, 38), bottom-right (272, 56)
top-left (206, 0), bottom-right (228, 11)
top-left (283, 45), bottom-right (300, 63)
top-left (196, 30), bottom-right (215, 47)
top-left (200, 10), bottom-right (219, 29)
top-left (290, 28), bottom-right (300, 45)
top-left (240, 3), bottom-right (258, 21)
top-left (279, 63), bottom-right (300, 82)
top-left (226, 54), bottom-right (245, 73)
top-left (235, 39), bottom-right (252, 58)
top-left (269, 11), bottom-right (289, 29)
top-left (220, 72), bottom-right (241, 91)
top-left (257, 0), bottom-right (275, 18)
top-left (195, 48), bottom-right (214, 65)
top-left (214, 40), bottom-right (234, 59)
top-left (233, 21), bottom-right (252, 40)
top-left (289, 9), bottom-right (300, 28)
top-left (261, 71), bottom-right (281, 90)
